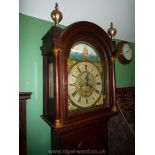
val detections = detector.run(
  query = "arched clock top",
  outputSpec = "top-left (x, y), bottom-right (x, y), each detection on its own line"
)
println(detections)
top-left (40, 21), bottom-right (115, 58)
top-left (61, 21), bottom-right (115, 58)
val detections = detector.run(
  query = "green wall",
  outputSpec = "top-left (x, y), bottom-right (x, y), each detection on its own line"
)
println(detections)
top-left (19, 13), bottom-right (135, 155)
top-left (115, 40), bottom-right (135, 87)
top-left (19, 14), bottom-right (52, 155)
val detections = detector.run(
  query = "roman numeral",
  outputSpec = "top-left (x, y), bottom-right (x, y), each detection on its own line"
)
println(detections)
top-left (86, 97), bottom-right (88, 104)
top-left (92, 96), bottom-right (95, 100)
top-left (72, 75), bottom-right (77, 78)
top-left (69, 83), bottom-right (76, 86)
top-left (94, 88), bottom-right (100, 94)
top-left (78, 96), bottom-right (81, 103)
top-left (77, 67), bottom-right (81, 73)
top-left (95, 74), bottom-right (99, 77)
top-left (85, 65), bottom-right (87, 71)
top-left (72, 91), bottom-right (77, 97)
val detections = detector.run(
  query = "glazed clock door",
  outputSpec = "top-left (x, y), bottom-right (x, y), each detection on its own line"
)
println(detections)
top-left (67, 42), bottom-right (105, 115)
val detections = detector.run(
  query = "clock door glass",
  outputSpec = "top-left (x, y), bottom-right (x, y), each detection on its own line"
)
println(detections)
top-left (49, 59), bottom-right (55, 115)
top-left (67, 42), bottom-right (105, 112)
top-left (49, 63), bottom-right (54, 98)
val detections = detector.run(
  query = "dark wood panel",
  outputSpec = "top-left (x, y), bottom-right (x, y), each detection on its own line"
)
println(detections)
top-left (52, 120), bottom-right (109, 155)
top-left (116, 87), bottom-right (135, 124)
top-left (108, 87), bottom-right (135, 155)
top-left (19, 92), bottom-right (32, 155)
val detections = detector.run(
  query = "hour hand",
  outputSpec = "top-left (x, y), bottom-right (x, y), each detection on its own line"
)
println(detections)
top-left (85, 73), bottom-right (89, 82)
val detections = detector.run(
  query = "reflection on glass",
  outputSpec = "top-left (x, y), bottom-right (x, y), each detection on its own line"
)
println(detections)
top-left (70, 42), bottom-right (100, 62)
top-left (49, 63), bottom-right (54, 98)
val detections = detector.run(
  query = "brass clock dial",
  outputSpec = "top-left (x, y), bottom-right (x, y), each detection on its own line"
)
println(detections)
top-left (68, 62), bottom-right (102, 108)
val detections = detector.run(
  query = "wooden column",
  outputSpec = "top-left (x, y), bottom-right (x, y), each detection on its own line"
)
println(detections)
top-left (53, 48), bottom-right (62, 128)
top-left (43, 56), bottom-right (49, 115)
top-left (110, 56), bottom-right (117, 112)
top-left (106, 60), bottom-right (110, 108)
top-left (19, 92), bottom-right (32, 155)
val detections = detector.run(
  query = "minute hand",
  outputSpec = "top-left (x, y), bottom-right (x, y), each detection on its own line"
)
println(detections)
top-left (90, 86), bottom-right (100, 94)
top-left (85, 73), bottom-right (90, 86)
top-left (85, 73), bottom-right (90, 81)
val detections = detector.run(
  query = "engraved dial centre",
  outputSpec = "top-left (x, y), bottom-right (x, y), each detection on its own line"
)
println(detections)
top-left (68, 62), bottom-right (102, 108)
top-left (76, 71), bottom-right (95, 97)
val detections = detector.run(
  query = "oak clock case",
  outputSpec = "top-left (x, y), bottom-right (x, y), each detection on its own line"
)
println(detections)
top-left (40, 21), bottom-right (117, 152)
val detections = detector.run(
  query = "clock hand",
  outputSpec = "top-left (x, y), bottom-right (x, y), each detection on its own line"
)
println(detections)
top-left (85, 73), bottom-right (89, 81)
top-left (89, 85), bottom-right (100, 94)
top-left (85, 73), bottom-right (90, 86)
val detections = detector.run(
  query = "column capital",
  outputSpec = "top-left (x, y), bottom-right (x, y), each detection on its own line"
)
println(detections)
top-left (110, 56), bottom-right (116, 62)
top-left (53, 48), bottom-right (61, 56)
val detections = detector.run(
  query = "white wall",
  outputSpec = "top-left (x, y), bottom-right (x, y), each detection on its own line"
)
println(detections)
top-left (19, 0), bottom-right (135, 43)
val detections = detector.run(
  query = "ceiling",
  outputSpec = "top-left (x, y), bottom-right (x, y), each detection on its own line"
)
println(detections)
top-left (19, 0), bottom-right (135, 43)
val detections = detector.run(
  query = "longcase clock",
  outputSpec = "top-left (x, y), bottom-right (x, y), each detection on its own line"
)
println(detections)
top-left (40, 21), bottom-right (117, 154)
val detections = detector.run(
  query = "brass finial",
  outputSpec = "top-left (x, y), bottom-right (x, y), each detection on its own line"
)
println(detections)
top-left (55, 119), bottom-right (62, 128)
top-left (51, 3), bottom-right (63, 26)
top-left (107, 22), bottom-right (117, 40)
top-left (111, 105), bottom-right (118, 112)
